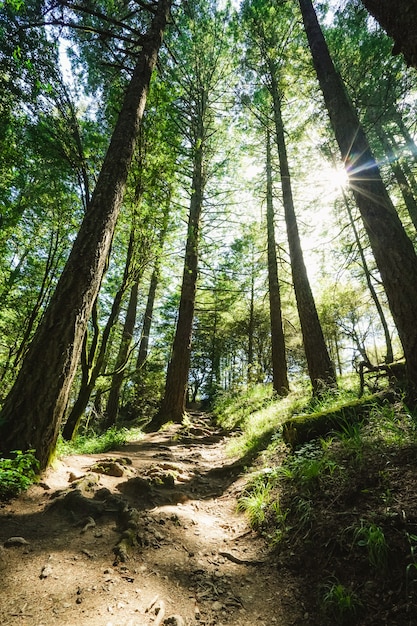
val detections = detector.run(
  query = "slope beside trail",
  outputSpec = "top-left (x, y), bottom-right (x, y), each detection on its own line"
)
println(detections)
top-left (0, 414), bottom-right (305, 626)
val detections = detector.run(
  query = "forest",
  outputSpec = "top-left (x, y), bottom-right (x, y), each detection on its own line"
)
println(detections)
top-left (1, 0), bottom-right (417, 465)
top-left (2, 1), bottom-right (417, 624)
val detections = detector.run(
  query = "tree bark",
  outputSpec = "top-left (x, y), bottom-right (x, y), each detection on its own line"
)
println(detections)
top-left (148, 138), bottom-right (204, 429)
top-left (136, 208), bottom-right (169, 373)
top-left (136, 268), bottom-right (158, 372)
top-left (299, 0), bottom-right (417, 401)
top-left (0, 0), bottom-right (171, 468)
top-left (61, 229), bottom-right (137, 440)
top-left (360, 0), bottom-right (417, 68)
top-left (270, 67), bottom-right (336, 394)
top-left (265, 128), bottom-right (289, 395)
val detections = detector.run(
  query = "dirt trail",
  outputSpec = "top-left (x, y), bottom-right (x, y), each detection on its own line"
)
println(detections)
top-left (0, 414), bottom-right (304, 626)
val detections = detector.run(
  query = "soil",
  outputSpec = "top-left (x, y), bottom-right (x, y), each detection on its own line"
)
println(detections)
top-left (2, 413), bottom-right (417, 626)
top-left (0, 414), bottom-right (305, 626)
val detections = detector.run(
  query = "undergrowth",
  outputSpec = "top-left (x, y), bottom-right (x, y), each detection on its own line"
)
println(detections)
top-left (215, 385), bottom-right (309, 458)
top-left (57, 425), bottom-right (142, 456)
top-left (0, 450), bottom-right (39, 499)
top-left (217, 383), bottom-right (417, 624)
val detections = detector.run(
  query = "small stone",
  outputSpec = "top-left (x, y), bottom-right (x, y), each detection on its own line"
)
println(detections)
top-left (212, 601), bottom-right (223, 611)
top-left (4, 536), bottom-right (29, 547)
top-left (40, 564), bottom-right (53, 579)
top-left (162, 616), bottom-right (185, 626)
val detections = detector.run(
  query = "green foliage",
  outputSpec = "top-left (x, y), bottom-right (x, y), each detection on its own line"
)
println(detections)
top-left (352, 521), bottom-right (388, 570)
top-left (405, 532), bottom-right (417, 597)
top-left (57, 426), bottom-right (135, 456)
top-left (277, 440), bottom-right (341, 491)
top-left (0, 449), bottom-right (39, 500)
top-left (214, 385), bottom-right (308, 459)
top-left (237, 480), bottom-right (272, 529)
top-left (337, 419), bottom-right (365, 464)
top-left (282, 391), bottom-right (390, 447)
top-left (214, 383), bottom-right (275, 427)
top-left (368, 401), bottom-right (417, 446)
top-left (320, 578), bottom-right (363, 624)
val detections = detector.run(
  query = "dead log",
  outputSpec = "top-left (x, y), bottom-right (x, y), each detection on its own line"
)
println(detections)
top-left (282, 392), bottom-right (393, 447)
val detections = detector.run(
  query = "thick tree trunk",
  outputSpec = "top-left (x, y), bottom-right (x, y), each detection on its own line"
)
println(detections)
top-left (270, 69), bottom-right (336, 394)
top-left (62, 230), bottom-right (137, 440)
top-left (0, 0), bottom-right (171, 468)
top-left (360, 0), bottom-right (417, 68)
top-left (299, 0), bottom-right (417, 401)
top-left (266, 129), bottom-right (289, 396)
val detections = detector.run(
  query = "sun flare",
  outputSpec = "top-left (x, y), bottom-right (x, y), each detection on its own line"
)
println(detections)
top-left (326, 163), bottom-right (350, 190)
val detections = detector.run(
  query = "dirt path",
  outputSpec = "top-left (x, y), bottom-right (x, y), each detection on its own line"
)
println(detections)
top-left (0, 415), bottom-right (304, 626)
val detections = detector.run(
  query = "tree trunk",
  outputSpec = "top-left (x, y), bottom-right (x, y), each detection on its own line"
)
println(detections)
top-left (11, 229), bottom-right (60, 372)
top-left (0, 0), bottom-right (171, 468)
top-left (342, 190), bottom-right (394, 365)
top-left (360, 0), bottom-right (417, 68)
top-left (299, 0), bottom-right (417, 401)
top-left (136, 204), bottom-right (169, 374)
top-left (270, 68), bottom-right (336, 394)
top-left (62, 230), bottom-right (137, 440)
top-left (136, 267), bottom-right (159, 372)
top-left (248, 262), bottom-right (255, 384)
top-left (147, 140), bottom-right (204, 430)
top-left (266, 128), bottom-right (289, 395)
top-left (105, 280), bottom-right (139, 428)
top-left (377, 128), bottom-right (417, 231)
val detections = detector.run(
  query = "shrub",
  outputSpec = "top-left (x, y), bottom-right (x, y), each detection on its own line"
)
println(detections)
top-left (0, 450), bottom-right (39, 500)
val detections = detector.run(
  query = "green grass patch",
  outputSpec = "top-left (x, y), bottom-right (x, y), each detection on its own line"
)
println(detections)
top-left (0, 450), bottom-right (39, 500)
top-left (320, 578), bottom-right (363, 624)
top-left (213, 383), bottom-right (277, 430)
top-left (57, 426), bottom-right (142, 456)
top-left (215, 386), bottom-right (309, 459)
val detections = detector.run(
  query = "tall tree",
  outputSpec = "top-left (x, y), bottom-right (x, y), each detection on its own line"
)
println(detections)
top-left (265, 128), bottom-right (289, 395)
top-left (299, 0), bottom-right (417, 400)
top-left (242, 0), bottom-right (336, 393)
top-left (0, 0), bottom-right (172, 468)
top-left (146, 0), bottom-right (234, 429)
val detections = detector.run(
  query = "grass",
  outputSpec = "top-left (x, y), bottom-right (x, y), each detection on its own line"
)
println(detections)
top-left (352, 520), bottom-right (388, 571)
top-left (213, 383), bottom-right (278, 430)
top-left (215, 385), bottom-right (310, 458)
top-left (215, 381), bottom-right (417, 623)
top-left (320, 578), bottom-right (363, 624)
top-left (237, 480), bottom-right (272, 529)
top-left (57, 425), bottom-right (143, 456)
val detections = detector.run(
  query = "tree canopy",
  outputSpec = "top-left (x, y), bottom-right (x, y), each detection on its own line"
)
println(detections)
top-left (1, 0), bottom-right (417, 465)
